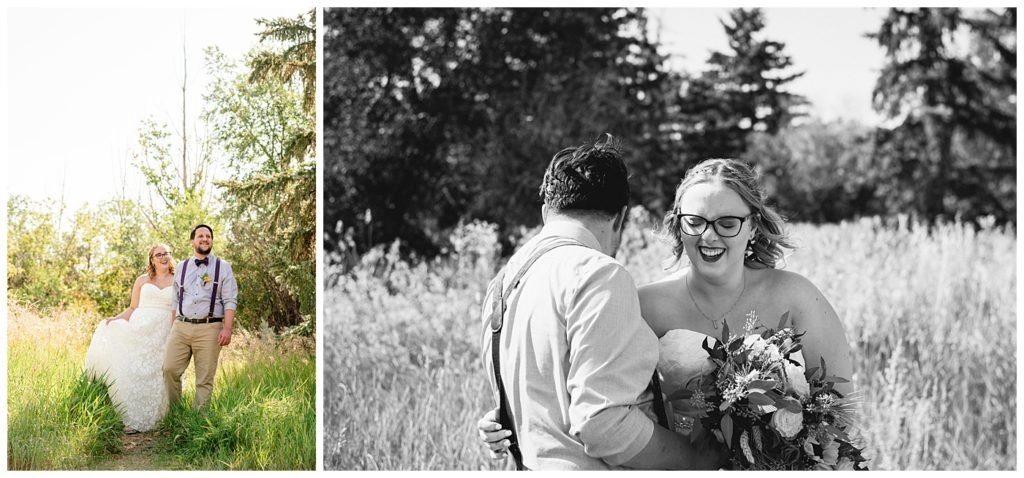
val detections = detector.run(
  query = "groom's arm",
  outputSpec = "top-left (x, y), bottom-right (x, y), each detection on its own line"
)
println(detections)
top-left (620, 424), bottom-right (723, 470)
top-left (565, 262), bottom-right (671, 468)
top-left (218, 262), bottom-right (238, 346)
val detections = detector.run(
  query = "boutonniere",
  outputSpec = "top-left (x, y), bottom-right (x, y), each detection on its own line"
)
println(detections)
top-left (201, 273), bottom-right (211, 285)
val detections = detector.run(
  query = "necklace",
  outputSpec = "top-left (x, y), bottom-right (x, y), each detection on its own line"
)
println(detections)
top-left (686, 273), bottom-right (746, 330)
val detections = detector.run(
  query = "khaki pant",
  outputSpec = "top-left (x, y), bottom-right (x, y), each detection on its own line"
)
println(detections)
top-left (163, 320), bottom-right (223, 409)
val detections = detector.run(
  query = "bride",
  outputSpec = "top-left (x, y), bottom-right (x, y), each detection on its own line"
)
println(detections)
top-left (84, 243), bottom-right (176, 433)
top-left (479, 158), bottom-right (857, 468)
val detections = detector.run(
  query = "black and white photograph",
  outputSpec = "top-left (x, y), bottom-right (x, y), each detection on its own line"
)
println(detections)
top-left (322, 6), bottom-right (1016, 471)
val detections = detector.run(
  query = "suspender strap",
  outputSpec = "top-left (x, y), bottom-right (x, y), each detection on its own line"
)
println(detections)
top-left (488, 237), bottom-right (585, 471)
top-left (178, 260), bottom-right (189, 317)
top-left (650, 372), bottom-right (670, 429)
top-left (178, 258), bottom-right (222, 319)
top-left (207, 258), bottom-right (221, 318)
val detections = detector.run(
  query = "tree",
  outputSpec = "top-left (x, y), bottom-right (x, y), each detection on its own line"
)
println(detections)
top-left (323, 8), bottom-right (681, 257)
top-left (743, 120), bottom-right (878, 222)
top-left (208, 9), bottom-right (316, 332)
top-left (870, 7), bottom-right (1016, 222)
top-left (676, 8), bottom-right (807, 164)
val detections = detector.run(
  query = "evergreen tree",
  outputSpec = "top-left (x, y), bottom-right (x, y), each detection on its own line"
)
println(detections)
top-left (676, 8), bottom-right (807, 164)
top-left (870, 7), bottom-right (1015, 222)
top-left (323, 8), bottom-right (680, 256)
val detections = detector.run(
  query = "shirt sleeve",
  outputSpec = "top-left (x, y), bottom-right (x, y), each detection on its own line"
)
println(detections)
top-left (172, 262), bottom-right (181, 315)
top-left (219, 261), bottom-right (238, 311)
top-left (564, 260), bottom-right (656, 466)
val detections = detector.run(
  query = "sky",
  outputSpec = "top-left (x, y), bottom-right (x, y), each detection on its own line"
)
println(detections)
top-left (7, 6), bottom-right (895, 210)
top-left (5, 7), bottom-right (308, 212)
top-left (652, 7), bottom-right (890, 125)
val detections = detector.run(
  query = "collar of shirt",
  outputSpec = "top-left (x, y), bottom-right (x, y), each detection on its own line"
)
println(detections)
top-left (537, 220), bottom-right (602, 251)
top-left (190, 254), bottom-right (218, 264)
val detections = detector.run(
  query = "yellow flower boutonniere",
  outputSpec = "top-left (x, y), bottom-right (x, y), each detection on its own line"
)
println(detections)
top-left (201, 273), bottom-right (211, 286)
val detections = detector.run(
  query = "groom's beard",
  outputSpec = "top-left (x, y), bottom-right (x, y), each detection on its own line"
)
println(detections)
top-left (195, 245), bottom-right (212, 255)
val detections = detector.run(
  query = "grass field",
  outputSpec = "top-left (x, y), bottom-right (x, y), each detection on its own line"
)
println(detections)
top-left (324, 216), bottom-right (1016, 470)
top-left (7, 304), bottom-right (316, 470)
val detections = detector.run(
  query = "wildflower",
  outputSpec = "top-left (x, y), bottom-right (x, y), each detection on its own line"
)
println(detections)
top-left (744, 335), bottom-right (768, 355)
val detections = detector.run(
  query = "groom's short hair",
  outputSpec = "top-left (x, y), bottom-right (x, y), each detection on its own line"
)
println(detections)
top-left (539, 134), bottom-right (629, 217)
top-left (191, 224), bottom-right (214, 239)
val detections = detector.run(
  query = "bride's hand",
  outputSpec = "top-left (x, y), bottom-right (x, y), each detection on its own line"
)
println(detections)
top-left (477, 407), bottom-right (512, 459)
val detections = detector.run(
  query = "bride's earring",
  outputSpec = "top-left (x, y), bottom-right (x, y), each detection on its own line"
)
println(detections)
top-left (745, 237), bottom-right (756, 258)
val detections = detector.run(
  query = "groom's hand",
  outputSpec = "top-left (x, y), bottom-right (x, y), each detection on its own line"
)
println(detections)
top-left (477, 408), bottom-right (511, 459)
top-left (218, 326), bottom-right (232, 346)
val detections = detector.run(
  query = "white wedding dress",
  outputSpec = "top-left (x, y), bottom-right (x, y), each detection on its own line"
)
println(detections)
top-left (656, 328), bottom-right (718, 434)
top-left (84, 283), bottom-right (174, 432)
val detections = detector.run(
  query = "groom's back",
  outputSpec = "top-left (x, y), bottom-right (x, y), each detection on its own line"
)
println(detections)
top-left (481, 221), bottom-right (659, 470)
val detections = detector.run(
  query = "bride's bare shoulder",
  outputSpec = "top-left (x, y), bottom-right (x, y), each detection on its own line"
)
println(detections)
top-left (638, 270), bottom-right (689, 336)
top-left (755, 268), bottom-right (821, 298)
top-left (638, 269), bottom-right (686, 300)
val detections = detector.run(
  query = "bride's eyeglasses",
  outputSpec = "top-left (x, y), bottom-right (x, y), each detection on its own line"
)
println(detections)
top-left (153, 252), bottom-right (171, 259)
top-left (676, 213), bottom-right (752, 238)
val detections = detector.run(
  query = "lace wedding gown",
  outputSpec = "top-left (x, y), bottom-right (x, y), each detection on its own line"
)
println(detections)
top-left (84, 283), bottom-right (174, 431)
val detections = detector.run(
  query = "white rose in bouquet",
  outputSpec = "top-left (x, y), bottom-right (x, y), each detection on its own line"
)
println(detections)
top-left (769, 407), bottom-right (803, 438)
top-left (784, 361), bottom-right (810, 397)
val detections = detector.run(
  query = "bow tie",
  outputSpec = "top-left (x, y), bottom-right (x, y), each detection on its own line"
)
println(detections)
top-left (194, 258), bottom-right (209, 266)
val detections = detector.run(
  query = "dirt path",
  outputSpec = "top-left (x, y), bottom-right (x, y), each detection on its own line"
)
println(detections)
top-left (92, 432), bottom-right (164, 470)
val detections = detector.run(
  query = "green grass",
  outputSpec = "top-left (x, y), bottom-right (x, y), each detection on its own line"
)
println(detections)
top-left (7, 305), bottom-right (316, 470)
top-left (156, 354), bottom-right (316, 470)
top-left (8, 339), bottom-right (123, 470)
top-left (324, 217), bottom-right (1016, 470)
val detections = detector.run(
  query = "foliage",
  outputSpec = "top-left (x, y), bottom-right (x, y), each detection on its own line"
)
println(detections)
top-left (869, 7), bottom-right (1016, 223)
top-left (324, 216), bottom-right (1016, 470)
top-left (207, 9), bottom-right (316, 332)
top-left (6, 195), bottom-right (160, 316)
top-left (6, 9), bottom-right (316, 331)
top-left (743, 119), bottom-right (878, 223)
top-left (324, 7), bottom-right (1015, 259)
top-left (323, 7), bottom-right (683, 255)
top-left (677, 8), bottom-right (807, 163)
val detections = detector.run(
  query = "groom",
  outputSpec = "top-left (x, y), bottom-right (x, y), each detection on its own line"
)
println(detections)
top-left (163, 224), bottom-right (238, 410)
top-left (481, 137), bottom-right (718, 470)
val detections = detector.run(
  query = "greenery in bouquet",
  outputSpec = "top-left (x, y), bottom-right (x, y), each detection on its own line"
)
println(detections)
top-left (669, 311), bottom-right (868, 470)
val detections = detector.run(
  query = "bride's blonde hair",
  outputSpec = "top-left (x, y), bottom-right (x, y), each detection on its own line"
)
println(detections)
top-left (147, 243), bottom-right (175, 278)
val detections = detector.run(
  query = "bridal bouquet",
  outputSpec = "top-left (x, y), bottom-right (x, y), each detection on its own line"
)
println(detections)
top-left (669, 311), bottom-right (868, 470)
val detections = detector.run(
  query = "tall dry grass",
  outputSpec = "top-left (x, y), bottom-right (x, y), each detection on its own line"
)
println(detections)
top-left (324, 216), bottom-right (1016, 470)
